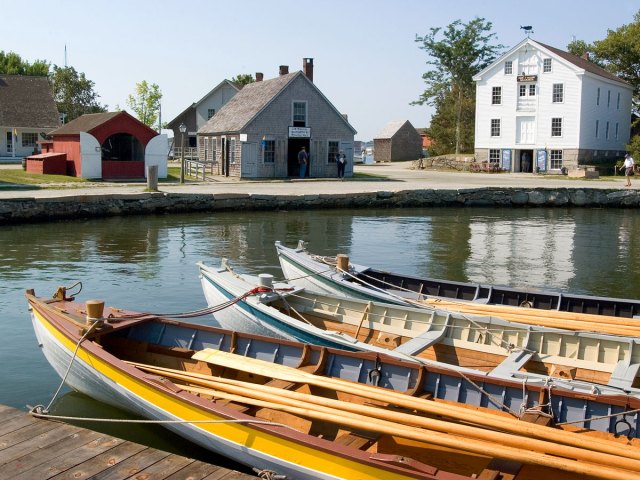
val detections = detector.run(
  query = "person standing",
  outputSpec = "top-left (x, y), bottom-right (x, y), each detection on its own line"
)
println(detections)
top-left (298, 146), bottom-right (308, 178)
top-left (337, 151), bottom-right (346, 179)
top-left (620, 153), bottom-right (635, 187)
top-left (521, 151), bottom-right (531, 173)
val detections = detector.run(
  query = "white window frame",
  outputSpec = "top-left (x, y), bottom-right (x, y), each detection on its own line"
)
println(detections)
top-left (551, 117), bottom-right (562, 137)
top-left (489, 149), bottom-right (500, 163)
top-left (491, 86), bottom-right (502, 105)
top-left (211, 137), bottom-right (217, 163)
top-left (490, 119), bottom-right (501, 137)
top-left (504, 61), bottom-right (513, 74)
top-left (292, 101), bottom-right (307, 126)
top-left (22, 132), bottom-right (38, 147)
top-left (263, 139), bottom-right (275, 163)
top-left (543, 58), bottom-right (552, 73)
top-left (550, 150), bottom-right (563, 169)
top-left (528, 84), bottom-right (536, 96)
top-left (327, 140), bottom-right (339, 164)
top-left (229, 138), bottom-right (236, 164)
top-left (552, 83), bottom-right (564, 103)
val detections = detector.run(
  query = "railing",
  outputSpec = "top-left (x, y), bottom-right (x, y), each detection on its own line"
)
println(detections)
top-left (185, 159), bottom-right (218, 181)
top-left (170, 147), bottom-right (198, 160)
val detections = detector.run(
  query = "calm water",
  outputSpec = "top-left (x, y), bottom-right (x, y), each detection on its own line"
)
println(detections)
top-left (2, 207), bottom-right (640, 461)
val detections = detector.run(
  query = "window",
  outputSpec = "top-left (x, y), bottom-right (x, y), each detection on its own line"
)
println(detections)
top-left (229, 138), bottom-right (236, 163)
top-left (489, 149), bottom-right (500, 163)
top-left (490, 119), bottom-right (501, 137)
top-left (607, 90), bottom-right (611, 108)
top-left (615, 122), bottom-right (619, 139)
top-left (22, 132), bottom-right (38, 147)
top-left (597, 87), bottom-right (600, 106)
top-left (203, 136), bottom-right (208, 161)
top-left (263, 139), bottom-right (275, 163)
top-left (552, 83), bottom-right (564, 103)
top-left (617, 92), bottom-right (621, 110)
top-left (207, 108), bottom-right (215, 120)
top-left (293, 101), bottom-right (306, 126)
top-left (550, 150), bottom-right (563, 169)
top-left (519, 85), bottom-right (526, 97)
top-left (328, 141), bottom-right (339, 163)
top-left (606, 121), bottom-right (610, 139)
top-left (528, 84), bottom-right (536, 96)
top-left (551, 118), bottom-right (562, 137)
top-left (595, 120), bottom-right (599, 138)
top-left (491, 86), bottom-right (502, 105)
top-left (543, 58), bottom-right (552, 72)
top-left (211, 137), bottom-right (217, 162)
top-left (504, 61), bottom-right (513, 74)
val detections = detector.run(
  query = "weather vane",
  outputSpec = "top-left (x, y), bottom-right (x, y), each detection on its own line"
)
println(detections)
top-left (520, 25), bottom-right (534, 37)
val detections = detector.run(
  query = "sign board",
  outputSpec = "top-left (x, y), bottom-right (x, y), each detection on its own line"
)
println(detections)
top-left (536, 149), bottom-right (547, 172)
top-left (517, 74), bottom-right (538, 82)
top-left (501, 149), bottom-right (512, 172)
top-left (239, 134), bottom-right (248, 142)
top-left (288, 127), bottom-right (311, 138)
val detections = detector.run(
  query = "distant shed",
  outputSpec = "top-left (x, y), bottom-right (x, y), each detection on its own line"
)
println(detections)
top-left (373, 120), bottom-right (422, 162)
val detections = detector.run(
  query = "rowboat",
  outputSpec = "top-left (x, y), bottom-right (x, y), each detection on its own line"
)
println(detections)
top-left (26, 286), bottom-right (640, 479)
top-left (198, 261), bottom-right (640, 396)
top-left (275, 240), bottom-right (640, 326)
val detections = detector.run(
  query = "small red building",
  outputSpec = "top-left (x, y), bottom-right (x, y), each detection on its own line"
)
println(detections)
top-left (40, 111), bottom-right (168, 180)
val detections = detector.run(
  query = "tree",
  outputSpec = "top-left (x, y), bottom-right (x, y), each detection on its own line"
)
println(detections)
top-left (50, 65), bottom-right (107, 122)
top-left (126, 80), bottom-right (162, 130)
top-left (231, 73), bottom-right (254, 88)
top-left (414, 18), bottom-right (503, 154)
top-left (0, 50), bottom-right (49, 76)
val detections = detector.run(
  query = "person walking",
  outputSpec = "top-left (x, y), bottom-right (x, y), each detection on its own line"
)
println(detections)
top-left (337, 151), bottom-right (346, 179)
top-left (620, 153), bottom-right (635, 187)
top-left (298, 146), bottom-right (308, 178)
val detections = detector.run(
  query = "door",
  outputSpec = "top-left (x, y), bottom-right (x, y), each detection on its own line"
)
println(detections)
top-left (242, 142), bottom-right (258, 178)
top-left (517, 117), bottom-right (535, 144)
top-left (340, 141), bottom-right (353, 176)
top-left (6, 131), bottom-right (13, 154)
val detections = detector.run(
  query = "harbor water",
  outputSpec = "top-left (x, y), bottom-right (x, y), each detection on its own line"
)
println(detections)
top-left (2, 206), bottom-right (640, 461)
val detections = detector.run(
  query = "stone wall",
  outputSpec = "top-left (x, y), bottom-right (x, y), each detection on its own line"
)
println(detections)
top-left (2, 188), bottom-right (640, 225)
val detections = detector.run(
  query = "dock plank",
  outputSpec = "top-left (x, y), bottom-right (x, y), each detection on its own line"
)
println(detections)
top-left (0, 405), bottom-right (255, 480)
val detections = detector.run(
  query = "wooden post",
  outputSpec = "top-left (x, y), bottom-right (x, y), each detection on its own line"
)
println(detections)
top-left (146, 165), bottom-right (158, 191)
top-left (336, 254), bottom-right (349, 272)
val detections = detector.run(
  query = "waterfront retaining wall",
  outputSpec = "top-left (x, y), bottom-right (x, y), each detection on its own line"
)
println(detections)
top-left (1, 188), bottom-right (639, 224)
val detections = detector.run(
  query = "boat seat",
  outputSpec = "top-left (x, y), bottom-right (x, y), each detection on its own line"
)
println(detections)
top-left (490, 350), bottom-right (534, 377)
top-left (608, 361), bottom-right (640, 391)
top-left (393, 328), bottom-right (447, 355)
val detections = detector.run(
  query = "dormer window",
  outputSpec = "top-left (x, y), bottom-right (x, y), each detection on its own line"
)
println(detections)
top-left (504, 61), bottom-right (513, 74)
top-left (543, 58), bottom-right (552, 72)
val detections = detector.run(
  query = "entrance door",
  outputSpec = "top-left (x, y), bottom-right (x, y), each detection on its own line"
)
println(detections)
top-left (242, 142), bottom-right (258, 178)
top-left (519, 149), bottom-right (534, 173)
top-left (517, 117), bottom-right (535, 145)
top-left (288, 138), bottom-right (310, 177)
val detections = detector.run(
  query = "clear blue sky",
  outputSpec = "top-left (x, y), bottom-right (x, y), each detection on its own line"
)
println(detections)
top-left (3, 0), bottom-right (637, 140)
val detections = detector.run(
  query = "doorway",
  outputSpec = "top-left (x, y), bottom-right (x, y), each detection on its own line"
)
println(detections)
top-left (520, 149), bottom-right (534, 173)
top-left (288, 138), bottom-right (310, 177)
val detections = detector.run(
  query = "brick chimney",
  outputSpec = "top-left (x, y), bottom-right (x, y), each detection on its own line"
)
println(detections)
top-left (303, 58), bottom-right (314, 82)
top-left (279, 65), bottom-right (289, 76)
top-left (256, 72), bottom-right (263, 82)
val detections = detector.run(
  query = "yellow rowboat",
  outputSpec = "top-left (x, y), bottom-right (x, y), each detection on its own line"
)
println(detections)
top-left (26, 287), bottom-right (640, 480)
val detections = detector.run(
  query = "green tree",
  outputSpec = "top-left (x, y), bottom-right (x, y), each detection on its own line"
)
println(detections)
top-left (231, 73), bottom-right (254, 87)
top-left (50, 65), bottom-right (107, 122)
top-left (0, 50), bottom-right (49, 76)
top-left (414, 18), bottom-right (503, 154)
top-left (126, 80), bottom-right (162, 130)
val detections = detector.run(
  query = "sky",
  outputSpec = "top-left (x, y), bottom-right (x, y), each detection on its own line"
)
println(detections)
top-left (2, 0), bottom-right (638, 141)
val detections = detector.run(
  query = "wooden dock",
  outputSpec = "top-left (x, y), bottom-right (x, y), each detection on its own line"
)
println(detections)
top-left (0, 404), bottom-right (256, 480)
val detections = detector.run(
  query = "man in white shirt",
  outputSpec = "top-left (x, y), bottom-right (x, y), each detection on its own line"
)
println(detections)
top-left (620, 153), bottom-right (635, 187)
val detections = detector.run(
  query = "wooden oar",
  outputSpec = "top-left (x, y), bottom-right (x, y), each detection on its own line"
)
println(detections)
top-left (419, 299), bottom-right (640, 336)
top-left (190, 349), bottom-right (640, 461)
top-left (175, 382), bottom-right (631, 480)
top-left (130, 361), bottom-right (640, 473)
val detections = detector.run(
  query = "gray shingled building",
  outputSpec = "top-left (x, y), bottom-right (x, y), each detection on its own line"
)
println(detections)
top-left (0, 75), bottom-right (59, 160)
top-left (373, 120), bottom-right (422, 162)
top-left (197, 59), bottom-right (356, 178)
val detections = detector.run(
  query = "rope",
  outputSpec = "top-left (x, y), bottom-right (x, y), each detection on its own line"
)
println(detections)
top-left (28, 406), bottom-right (292, 429)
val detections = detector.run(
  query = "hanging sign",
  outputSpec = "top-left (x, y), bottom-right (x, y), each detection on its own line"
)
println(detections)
top-left (288, 127), bottom-right (311, 138)
top-left (517, 74), bottom-right (538, 82)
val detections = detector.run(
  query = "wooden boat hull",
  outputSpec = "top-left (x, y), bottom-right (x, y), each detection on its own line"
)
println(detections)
top-left (29, 292), bottom-right (475, 480)
top-left (27, 290), bottom-right (640, 479)
top-left (276, 240), bottom-right (640, 319)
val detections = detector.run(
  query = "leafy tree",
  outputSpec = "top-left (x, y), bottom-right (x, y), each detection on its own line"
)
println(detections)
top-left (126, 80), bottom-right (162, 129)
top-left (50, 65), bottom-right (107, 122)
top-left (0, 50), bottom-right (49, 76)
top-left (414, 18), bottom-right (503, 154)
top-left (231, 74), bottom-right (254, 88)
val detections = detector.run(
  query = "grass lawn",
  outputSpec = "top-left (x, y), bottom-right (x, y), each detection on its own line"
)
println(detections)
top-left (0, 166), bottom-right (182, 186)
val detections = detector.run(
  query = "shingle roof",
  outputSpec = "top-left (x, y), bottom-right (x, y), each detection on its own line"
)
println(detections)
top-left (534, 41), bottom-right (627, 85)
top-left (0, 75), bottom-right (59, 128)
top-left (48, 111), bottom-right (122, 135)
top-left (199, 72), bottom-right (298, 133)
top-left (374, 120), bottom-right (413, 139)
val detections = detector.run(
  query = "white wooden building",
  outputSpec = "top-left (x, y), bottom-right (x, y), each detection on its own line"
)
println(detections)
top-left (473, 38), bottom-right (632, 173)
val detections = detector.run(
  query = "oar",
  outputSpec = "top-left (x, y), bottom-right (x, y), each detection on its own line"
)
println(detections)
top-left (175, 382), bottom-right (631, 480)
top-left (190, 349), bottom-right (640, 461)
top-left (130, 361), bottom-right (640, 473)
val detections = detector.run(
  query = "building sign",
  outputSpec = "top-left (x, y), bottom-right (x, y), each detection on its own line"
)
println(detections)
top-left (501, 149), bottom-right (512, 171)
top-left (536, 149), bottom-right (547, 172)
top-left (517, 74), bottom-right (538, 82)
top-left (288, 126), bottom-right (311, 138)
